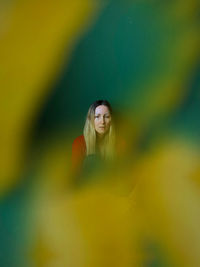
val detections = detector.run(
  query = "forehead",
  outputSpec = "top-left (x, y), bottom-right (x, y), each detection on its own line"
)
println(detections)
top-left (95, 105), bottom-right (110, 114)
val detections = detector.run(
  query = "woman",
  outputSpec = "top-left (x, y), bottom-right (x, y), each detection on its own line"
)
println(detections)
top-left (71, 100), bottom-right (116, 174)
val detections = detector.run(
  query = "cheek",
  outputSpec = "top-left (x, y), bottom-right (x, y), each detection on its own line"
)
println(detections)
top-left (106, 120), bottom-right (111, 127)
top-left (94, 120), bottom-right (98, 128)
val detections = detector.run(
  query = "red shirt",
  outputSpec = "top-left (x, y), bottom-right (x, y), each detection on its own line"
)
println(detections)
top-left (71, 135), bottom-right (86, 171)
top-left (71, 134), bottom-right (127, 170)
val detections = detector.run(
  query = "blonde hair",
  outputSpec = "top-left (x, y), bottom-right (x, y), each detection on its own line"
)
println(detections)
top-left (83, 100), bottom-right (116, 160)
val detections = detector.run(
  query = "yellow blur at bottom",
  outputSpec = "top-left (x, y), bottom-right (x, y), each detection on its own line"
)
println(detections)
top-left (28, 136), bottom-right (200, 267)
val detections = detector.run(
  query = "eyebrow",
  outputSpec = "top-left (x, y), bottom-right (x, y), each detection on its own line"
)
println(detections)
top-left (95, 113), bottom-right (110, 116)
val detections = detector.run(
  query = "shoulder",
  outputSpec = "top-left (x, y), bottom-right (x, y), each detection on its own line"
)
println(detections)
top-left (72, 135), bottom-right (86, 152)
top-left (72, 135), bottom-right (85, 146)
top-left (71, 135), bottom-right (86, 170)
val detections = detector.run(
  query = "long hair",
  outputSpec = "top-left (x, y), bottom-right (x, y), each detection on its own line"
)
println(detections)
top-left (83, 100), bottom-right (116, 160)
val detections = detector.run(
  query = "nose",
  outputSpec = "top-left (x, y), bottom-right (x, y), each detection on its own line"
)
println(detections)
top-left (100, 116), bottom-right (105, 124)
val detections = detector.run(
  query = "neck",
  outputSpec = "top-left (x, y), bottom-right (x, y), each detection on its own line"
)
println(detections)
top-left (96, 133), bottom-right (105, 143)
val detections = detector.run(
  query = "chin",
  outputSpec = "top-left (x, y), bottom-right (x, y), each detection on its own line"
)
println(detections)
top-left (97, 131), bottom-right (105, 136)
top-left (99, 129), bottom-right (108, 135)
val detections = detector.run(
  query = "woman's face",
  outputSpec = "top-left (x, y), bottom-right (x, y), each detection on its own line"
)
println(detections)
top-left (94, 105), bottom-right (111, 136)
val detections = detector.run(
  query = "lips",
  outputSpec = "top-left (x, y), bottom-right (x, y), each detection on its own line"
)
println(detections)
top-left (99, 127), bottom-right (106, 131)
